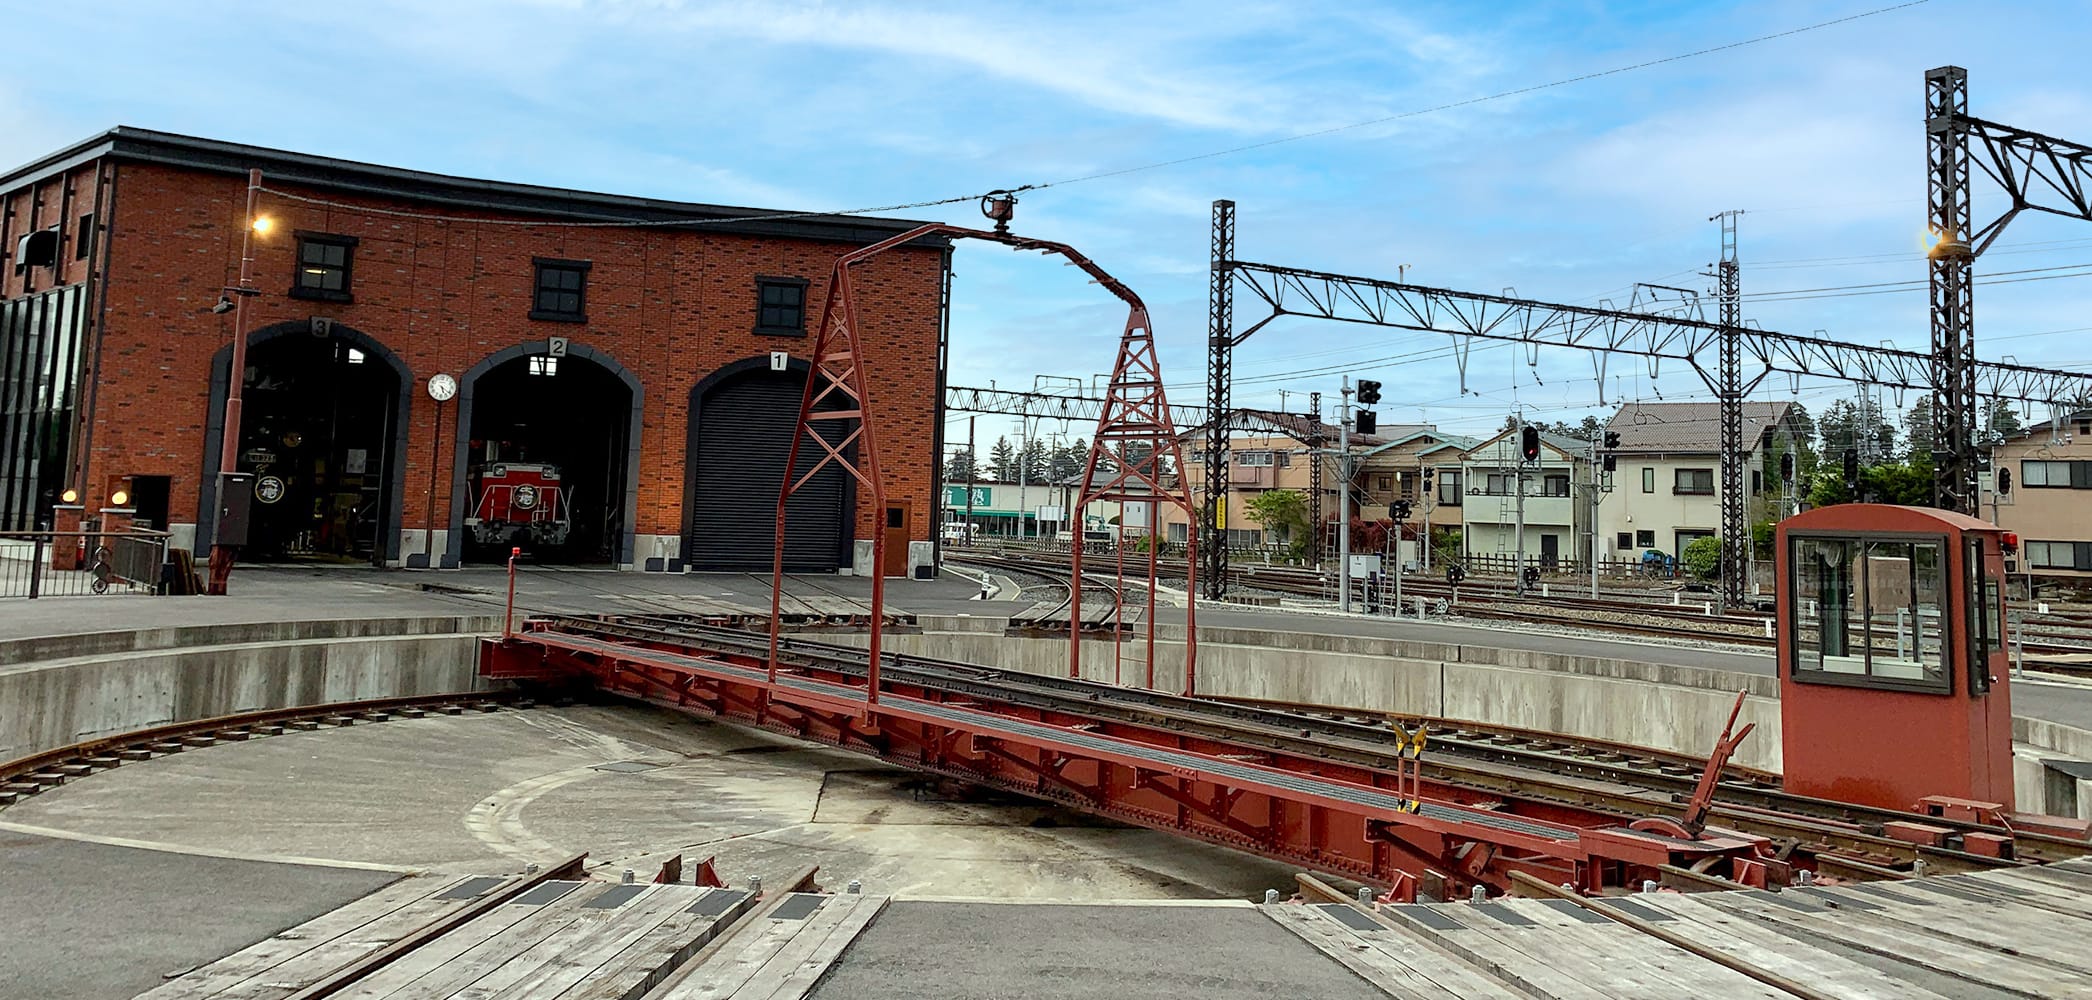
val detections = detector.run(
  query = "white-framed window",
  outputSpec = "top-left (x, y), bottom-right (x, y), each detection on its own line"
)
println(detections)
top-left (1641, 467), bottom-right (1655, 493)
top-left (2027, 540), bottom-right (2090, 570)
top-left (2022, 460), bottom-right (2077, 487)
top-left (1674, 468), bottom-right (1715, 495)
top-left (1238, 450), bottom-right (1274, 467)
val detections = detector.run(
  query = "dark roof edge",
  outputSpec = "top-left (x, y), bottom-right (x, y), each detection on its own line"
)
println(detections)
top-left (2, 127), bottom-right (949, 247)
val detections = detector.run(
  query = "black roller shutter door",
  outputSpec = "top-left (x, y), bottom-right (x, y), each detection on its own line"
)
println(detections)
top-left (688, 372), bottom-right (850, 570)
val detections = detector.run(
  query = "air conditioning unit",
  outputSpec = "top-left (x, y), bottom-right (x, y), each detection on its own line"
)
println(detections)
top-left (13, 228), bottom-right (59, 269)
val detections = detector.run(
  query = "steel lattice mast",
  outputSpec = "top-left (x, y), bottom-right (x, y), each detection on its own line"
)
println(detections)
top-left (1711, 210), bottom-right (1747, 610)
top-left (1204, 200), bottom-right (1236, 600)
top-left (1924, 65), bottom-right (2092, 514)
top-left (1928, 66), bottom-right (1980, 515)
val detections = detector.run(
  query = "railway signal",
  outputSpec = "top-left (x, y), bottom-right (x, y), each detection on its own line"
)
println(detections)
top-left (1843, 448), bottom-right (1860, 494)
top-left (1780, 450), bottom-right (1795, 480)
top-left (1390, 499), bottom-right (1412, 521)
top-left (1601, 430), bottom-right (1620, 472)
top-left (1356, 379), bottom-right (1381, 405)
top-left (1520, 425), bottom-right (1540, 463)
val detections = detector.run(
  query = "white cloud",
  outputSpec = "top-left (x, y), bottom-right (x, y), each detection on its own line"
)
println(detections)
top-left (580, 0), bottom-right (1324, 132)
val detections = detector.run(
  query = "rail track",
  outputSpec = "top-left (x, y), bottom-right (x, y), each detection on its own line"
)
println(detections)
top-left (956, 548), bottom-right (2092, 664)
top-left (534, 611), bottom-right (2091, 878)
top-left (0, 691), bottom-right (521, 810)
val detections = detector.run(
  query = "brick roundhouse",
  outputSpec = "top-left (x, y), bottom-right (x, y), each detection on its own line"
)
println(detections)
top-left (0, 128), bottom-right (951, 574)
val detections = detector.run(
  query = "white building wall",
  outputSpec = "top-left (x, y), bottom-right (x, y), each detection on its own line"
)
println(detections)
top-left (1594, 453), bottom-right (1729, 558)
top-left (1458, 435), bottom-right (1585, 562)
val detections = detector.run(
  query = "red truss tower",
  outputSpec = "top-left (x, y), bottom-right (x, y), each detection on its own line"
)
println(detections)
top-left (769, 193), bottom-right (1198, 705)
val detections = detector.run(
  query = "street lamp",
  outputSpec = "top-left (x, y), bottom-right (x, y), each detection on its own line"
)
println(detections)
top-left (206, 168), bottom-right (266, 596)
top-left (423, 373), bottom-right (458, 567)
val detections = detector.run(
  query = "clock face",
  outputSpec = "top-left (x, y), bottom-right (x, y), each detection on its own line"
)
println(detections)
top-left (427, 373), bottom-right (458, 402)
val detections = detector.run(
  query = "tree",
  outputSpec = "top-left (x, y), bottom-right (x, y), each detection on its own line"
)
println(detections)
top-left (944, 447), bottom-right (977, 483)
top-left (1681, 535), bottom-right (1723, 580)
top-left (1983, 398), bottom-right (2026, 443)
top-left (1245, 489), bottom-right (1311, 560)
top-left (1806, 458), bottom-right (1935, 508)
top-left (1047, 437), bottom-right (1089, 483)
top-left (988, 436), bottom-right (1017, 482)
top-left (1904, 397), bottom-right (1936, 463)
top-left (1018, 438), bottom-right (1049, 484)
top-left (1817, 398), bottom-right (1896, 463)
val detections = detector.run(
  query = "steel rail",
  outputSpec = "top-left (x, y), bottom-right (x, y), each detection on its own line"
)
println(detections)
top-left (0, 692), bottom-right (518, 801)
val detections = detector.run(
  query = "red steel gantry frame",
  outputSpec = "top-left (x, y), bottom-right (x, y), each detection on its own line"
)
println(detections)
top-left (767, 195), bottom-right (1197, 704)
top-left (483, 619), bottom-right (1786, 899)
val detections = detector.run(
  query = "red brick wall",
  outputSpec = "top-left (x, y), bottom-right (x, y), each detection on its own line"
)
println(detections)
top-left (73, 161), bottom-right (944, 556)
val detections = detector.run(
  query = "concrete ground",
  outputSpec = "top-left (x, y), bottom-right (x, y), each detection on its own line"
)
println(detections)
top-left (0, 831), bottom-right (398, 1000)
top-left (0, 565), bottom-right (1022, 641)
top-left (1, 703), bottom-right (1298, 901)
top-left (807, 901), bottom-right (1388, 1000)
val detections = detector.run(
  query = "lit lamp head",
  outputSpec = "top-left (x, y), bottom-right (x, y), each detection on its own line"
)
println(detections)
top-left (110, 489), bottom-right (129, 507)
top-left (251, 216), bottom-right (274, 235)
top-left (1924, 227), bottom-right (1973, 261)
top-left (61, 488), bottom-right (78, 504)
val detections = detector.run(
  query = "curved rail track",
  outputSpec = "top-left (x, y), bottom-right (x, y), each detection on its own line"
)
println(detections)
top-left (0, 692), bottom-right (520, 810)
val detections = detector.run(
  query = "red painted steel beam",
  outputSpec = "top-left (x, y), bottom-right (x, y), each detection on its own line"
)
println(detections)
top-left (482, 626), bottom-right (1778, 895)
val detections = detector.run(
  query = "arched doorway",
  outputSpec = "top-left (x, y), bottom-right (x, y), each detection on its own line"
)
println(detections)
top-left (683, 359), bottom-right (853, 571)
top-left (197, 322), bottom-right (409, 565)
top-left (448, 341), bottom-right (642, 566)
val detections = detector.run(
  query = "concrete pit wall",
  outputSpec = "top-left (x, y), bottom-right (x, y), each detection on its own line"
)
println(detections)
top-left (848, 618), bottom-right (1785, 772)
top-left (0, 616), bottom-right (503, 762)
top-left (2014, 716), bottom-right (2092, 821)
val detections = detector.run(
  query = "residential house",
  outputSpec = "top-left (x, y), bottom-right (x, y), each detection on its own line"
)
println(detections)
top-left (1354, 429), bottom-right (1481, 562)
top-left (1992, 408), bottom-right (2092, 584)
top-left (1595, 401), bottom-right (1802, 563)
top-left (1160, 409), bottom-right (1406, 551)
top-left (1458, 426), bottom-right (1590, 570)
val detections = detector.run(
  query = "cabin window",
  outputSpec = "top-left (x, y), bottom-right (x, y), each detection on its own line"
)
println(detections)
top-left (1789, 534), bottom-right (1951, 694)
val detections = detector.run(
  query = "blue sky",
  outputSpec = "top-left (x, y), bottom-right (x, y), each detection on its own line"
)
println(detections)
top-left (6, 0), bottom-right (2088, 449)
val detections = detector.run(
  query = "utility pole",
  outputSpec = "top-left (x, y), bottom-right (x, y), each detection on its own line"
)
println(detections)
top-left (965, 416), bottom-right (976, 542)
top-left (1338, 378), bottom-right (1354, 613)
top-left (1017, 415), bottom-right (1031, 542)
top-left (207, 168), bottom-right (264, 596)
top-left (1514, 415), bottom-right (1528, 597)
top-left (1307, 391), bottom-right (1324, 568)
top-left (1589, 435), bottom-right (1600, 599)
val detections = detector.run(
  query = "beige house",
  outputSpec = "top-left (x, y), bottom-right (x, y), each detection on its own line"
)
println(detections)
top-left (1992, 408), bottom-right (2092, 583)
top-left (1353, 430), bottom-right (1480, 562)
top-left (1159, 410), bottom-right (1425, 552)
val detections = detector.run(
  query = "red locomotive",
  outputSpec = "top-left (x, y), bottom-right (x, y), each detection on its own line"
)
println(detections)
top-left (467, 460), bottom-right (571, 549)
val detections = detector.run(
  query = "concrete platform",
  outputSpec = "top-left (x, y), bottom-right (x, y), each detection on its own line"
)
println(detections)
top-left (0, 830), bottom-right (399, 1000)
top-left (806, 900), bottom-right (1389, 1000)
